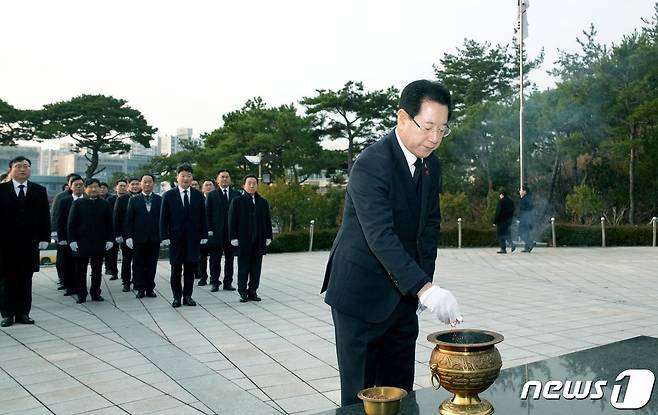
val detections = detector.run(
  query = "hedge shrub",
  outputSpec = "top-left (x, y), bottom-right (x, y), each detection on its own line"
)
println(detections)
top-left (539, 224), bottom-right (654, 247)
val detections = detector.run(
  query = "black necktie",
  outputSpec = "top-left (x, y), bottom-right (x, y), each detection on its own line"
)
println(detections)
top-left (412, 158), bottom-right (422, 184)
top-left (224, 189), bottom-right (228, 201)
top-left (145, 194), bottom-right (151, 202)
top-left (18, 184), bottom-right (26, 201)
top-left (183, 190), bottom-right (190, 209)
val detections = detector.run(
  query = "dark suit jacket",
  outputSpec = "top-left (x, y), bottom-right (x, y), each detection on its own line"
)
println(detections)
top-left (159, 187), bottom-right (208, 264)
top-left (67, 198), bottom-right (113, 257)
top-left (321, 130), bottom-right (442, 323)
top-left (51, 189), bottom-right (72, 233)
top-left (125, 193), bottom-right (162, 244)
top-left (0, 180), bottom-right (51, 273)
top-left (493, 196), bottom-right (514, 225)
top-left (228, 193), bottom-right (273, 256)
top-left (113, 193), bottom-right (134, 239)
top-left (206, 187), bottom-right (240, 248)
top-left (55, 195), bottom-right (82, 242)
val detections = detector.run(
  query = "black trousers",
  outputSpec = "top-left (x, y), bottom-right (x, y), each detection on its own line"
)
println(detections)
top-left (0, 270), bottom-right (33, 318)
top-left (170, 262), bottom-right (196, 300)
top-left (332, 300), bottom-right (419, 406)
top-left (237, 243), bottom-right (262, 297)
top-left (120, 242), bottom-right (134, 286)
top-left (209, 241), bottom-right (234, 286)
top-left (133, 242), bottom-right (159, 292)
top-left (496, 221), bottom-right (514, 251)
top-left (56, 244), bottom-right (66, 284)
top-left (197, 245), bottom-right (209, 281)
top-left (519, 222), bottom-right (534, 247)
top-left (74, 255), bottom-right (103, 297)
top-left (61, 246), bottom-right (76, 290)
top-left (104, 243), bottom-right (119, 276)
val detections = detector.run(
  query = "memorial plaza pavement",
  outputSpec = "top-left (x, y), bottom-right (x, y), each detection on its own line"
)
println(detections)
top-left (1, 246), bottom-right (657, 414)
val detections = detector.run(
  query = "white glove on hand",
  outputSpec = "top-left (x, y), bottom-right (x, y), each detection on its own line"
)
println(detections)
top-left (51, 231), bottom-right (58, 243)
top-left (208, 231), bottom-right (214, 237)
top-left (70, 242), bottom-right (79, 252)
top-left (105, 241), bottom-right (113, 251)
top-left (38, 241), bottom-right (49, 250)
top-left (126, 238), bottom-right (133, 249)
top-left (200, 239), bottom-right (208, 245)
top-left (230, 239), bottom-right (239, 247)
top-left (115, 236), bottom-right (124, 244)
top-left (58, 240), bottom-right (68, 246)
top-left (419, 285), bottom-right (463, 326)
top-left (161, 239), bottom-right (170, 247)
top-left (266, 239), bottom-right (271, 246)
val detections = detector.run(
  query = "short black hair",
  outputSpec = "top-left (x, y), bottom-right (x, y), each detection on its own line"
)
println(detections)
top-left (216, 169), bottom-right (231, 177)
top-left (177, 164), bottom-right (193, 174)
top-left (498, 187), bottom-right (508, 196)
top-left (128, 177), bottom-right (140, 184)
top-left (202, 178), bottom-right (215, 185)
top-left (9, 156), bottom-right (31, 168)
top-left (100, 182), bottom-right (109, 188)
top-left (85, 178), bottom-right (100, 187)
top-left (115, 179), bottom-right (128, 186)
top-left (68, 174), bottom-right (82, 184)
top-left (140, 174), bottom-right (156, 182)
top-left (521, 185), bottom-right (530, 193)
top-left (61, 183), bottom-right (68, 191)
top-left (243, 175), bottom-right (259, 184)
top-left (399, 80), bottom-right (452, 120)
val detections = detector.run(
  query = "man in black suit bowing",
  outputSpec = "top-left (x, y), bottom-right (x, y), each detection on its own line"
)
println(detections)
top-left (68, 179), bottom-right (114, 303)
top-left (206, 169), bottom-right (240, 292)
top-left (229, 175), bottom-right (273, 303)
top-left (321, 80), bottom-right (463, 405)
top-left (160, 164), bottom-right (208, 308)
top-left (125, 174), bottom-right (162, 299)
top-left (0, 156), bottom-right (50, 327)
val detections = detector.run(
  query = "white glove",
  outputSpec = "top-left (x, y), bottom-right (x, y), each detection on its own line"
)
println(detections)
top-left (38, 241), bottom-right (49, 250)
top-left (70, 242), bottom-right (79, 252)
top-left (266, 239), bottom-right (271, 246)
top-left (230, 239), bottom-right (239, 247)
top-left (105, 241), bottom-right (113, 251)
top-left (208, 231), bottom-right (214, 237)
top-left (126, 238), bottom-right (133, 249)
top-left (200, 239), bottom-right (208, 245)
top-left (58, 240), bottom-right (68, 246)
top-left (115, 236), bottom-right (124, 244)
top-left (418, 285), bottom-right (463, 325)
top-left (161, 239), bottom-right (170, 247)
top-left (51, 231), bottom-right (58, 243)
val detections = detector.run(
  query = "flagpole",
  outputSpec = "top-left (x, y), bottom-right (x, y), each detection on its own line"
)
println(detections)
top-left (519, 0), bottom-right (524, 190)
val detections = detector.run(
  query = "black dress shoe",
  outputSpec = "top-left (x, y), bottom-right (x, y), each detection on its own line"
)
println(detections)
top-left (64, 289), bottom-right (75, 296)
top-left (16, 315), bottom-right (35, 324)
top-left (248, 294), bottom-right (262, 302)
top-left (172, 299), bottom-right (181, 308)
top-left (183, 296), bottom-right (197, 306)
top-left (239, 294), bottom-right (249, 303)
top-left (146, 290), bottom-right (157, 298)
top-left (1, 317), bottom-right (13, 327)
top-left (511, 243), bottom-right (517, 252)
top-left (91, 295), bottom-right (104, 302)
top-left (76, 295), bottom-right (87, 304)
top-left (527, 242), bottom-right (535, 253)
top-left (109, 275), bottom-right (118, 280)
top-left (223, 284), bottom-right (236, 291)
top-left (57, 285), bottom-right (67, 290)
top-left (197, 279), bottom-right (207, 287)
top-left (122, 284), bottom-right (131, 292)
top-left (136, 291), bottom-right (145, 299)
top-left (210, 285), bottom-right (219, 292)
top-left (496, 250), bottom-right (507, 254)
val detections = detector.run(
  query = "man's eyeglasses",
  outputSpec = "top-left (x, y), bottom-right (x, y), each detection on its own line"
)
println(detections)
top-left (405, 110), bottom-right (451, 138)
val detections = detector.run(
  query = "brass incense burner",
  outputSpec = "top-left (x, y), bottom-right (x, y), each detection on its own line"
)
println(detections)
top-left (427, 329), bottom-right (504, 415)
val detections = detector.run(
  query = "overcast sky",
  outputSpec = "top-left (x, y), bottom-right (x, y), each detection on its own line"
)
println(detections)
top-left (1, 0), bottom-right (654, 140)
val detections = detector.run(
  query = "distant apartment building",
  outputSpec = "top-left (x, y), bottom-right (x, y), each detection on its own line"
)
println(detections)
top-left (158, 128), bottom-right (201, 156)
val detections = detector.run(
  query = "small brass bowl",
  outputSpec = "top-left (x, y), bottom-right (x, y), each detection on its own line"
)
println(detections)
top-left (357, 386), bottom-right (408, 415)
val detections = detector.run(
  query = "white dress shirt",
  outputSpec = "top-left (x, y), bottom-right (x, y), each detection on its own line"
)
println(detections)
top-left (12, 179), bottom-right (28, 197)
top-left (178, 186), bottom-right (191, 205)
top-left (395, 129), bottom-right (422, 176)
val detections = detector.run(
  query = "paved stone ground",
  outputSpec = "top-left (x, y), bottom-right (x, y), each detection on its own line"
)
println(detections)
top-left (1, 247), bottom-right (657, 414)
